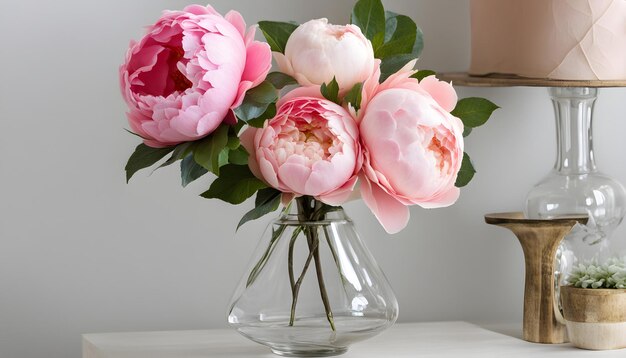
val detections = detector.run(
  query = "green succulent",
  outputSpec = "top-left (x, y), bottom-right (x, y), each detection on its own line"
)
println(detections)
top-left (566, 258), bottom-right (626, 289)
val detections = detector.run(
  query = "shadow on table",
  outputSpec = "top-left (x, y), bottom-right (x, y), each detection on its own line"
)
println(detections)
top-left (474, 322), bottom-right (524, 340)
top-left (196, 345), bottom-right (275, 357)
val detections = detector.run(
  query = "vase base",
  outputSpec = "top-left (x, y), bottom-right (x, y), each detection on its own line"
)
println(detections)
top-left (271, 347), bottom-right (348, 357)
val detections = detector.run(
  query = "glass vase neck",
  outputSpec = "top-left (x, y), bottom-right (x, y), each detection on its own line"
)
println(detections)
top-left (280, 197), bottom-right (348, 223)
top-left (550, 87), bottom-right (598, 175)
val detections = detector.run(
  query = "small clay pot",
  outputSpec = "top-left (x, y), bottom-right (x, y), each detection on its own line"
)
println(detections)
top-left (561, 286), bottom-right (626, 350)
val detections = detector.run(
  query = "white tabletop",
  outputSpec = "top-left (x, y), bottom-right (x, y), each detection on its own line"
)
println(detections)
top-left (82, 321), bottom-right (626, 358)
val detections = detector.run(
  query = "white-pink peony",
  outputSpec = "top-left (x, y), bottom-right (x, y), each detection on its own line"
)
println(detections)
top-left (274, 19), bottom-right (375, 92)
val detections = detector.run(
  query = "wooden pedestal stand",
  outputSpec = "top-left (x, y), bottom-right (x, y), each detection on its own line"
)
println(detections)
top-left (485, 213), bottom-right (588, 344)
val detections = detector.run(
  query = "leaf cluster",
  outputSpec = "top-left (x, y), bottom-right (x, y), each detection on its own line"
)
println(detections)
top-left (567, 258), bottom-right (626, 289)
top-left (451, 97), bottom-right (499, 187)
top-left (351, 0), bottom-right (424, 81)
top-left (124, 78), bottom-right (291, 229)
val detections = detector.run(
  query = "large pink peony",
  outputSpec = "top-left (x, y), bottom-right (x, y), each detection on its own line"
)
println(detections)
top-left (120, 5), bottom-right (271, 147)
top-left (241, 88), bottom-right (361, 206)
top-left (359, 62), bottom-right (464, 234)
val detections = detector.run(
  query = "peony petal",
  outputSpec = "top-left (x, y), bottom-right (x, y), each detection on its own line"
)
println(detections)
top-left (357, 59), bottom-right (382, 122)
top-left (232, 81), bottom-right (253, 109)
top-left (360, 174), bottom-right (410, 234)
top-left (419, 75), bottom-right (458, 112)
top-left (196, 111), bottom-right (222, 136)
top-left (241, 41), bottom-right (272, 87)
top-left (259, 156), bottom-right (280, 189)
top-left (277, 156), bottom-right (311, 194)
top-left (305, 161), bottom-right (340, 196)
top-left (197, 88), bottom-right (234, 124)
top-left (223, 109), bottom-right (237, 125)
top-left (399, 59), bottom-right (418, 73)
top-left (273, 52), bottom-right (295, 78)
top-left (126, 110), bottom-right (151, 139)
top-left (317, 175), bottom-right (358, 206)
top-left (414, 187), bottom-right (461, 209)
top-left (224, 10), bottom-right (246, 38)
top-left (169, 105), bottom-right (204, 137)
top-left (277, 86), bottom-right (323, 107)
top-left (201, 32), bottom-right (246, 68)
top-left (183, 4), bottom-right (217, 15)
top-left (281, 192), bottom-right (296, 206)
top-left (243, 25), bottom-right (257, 47)
top-left (202, 62), bottom-right (241, 91)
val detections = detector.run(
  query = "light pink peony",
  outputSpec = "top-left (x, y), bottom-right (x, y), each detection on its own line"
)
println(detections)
top-left (241, 87), bottom-right (361, 206)
top-left (359, 62), bottom-right (464, 234)
top-left (274, 19), bottom-right (375, 92)
top-left (120, 5), bottom-right (271, 147)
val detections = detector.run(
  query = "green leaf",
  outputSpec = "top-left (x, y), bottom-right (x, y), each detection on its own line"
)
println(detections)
top-left (234, 81), bottom-right (278, 123)
top-left (247, 103), bottom-right (276, 128)
top-left (455, 153), bottom-right (476, 188)
top-left (226, 136), bottom-right (240, 150)
top-left (371, 32), bottom-right (385, 52)
top-left (320, 77), bottom-right (340, 104)
top-left (265, 72), bottom-right (297, 89)
top-left (412, 69), bottom-right (436, 82)
top-left (181, 155), bottom-right (208, 187)
top-left (379, 54), bottom-right (416, 82)
top-left (462, 126), bottom-right (473, 137)
top-left (383, 11), bottom-right (399, 42)
top-left (258, 21), bottom-right (299, 54)
top-left (375, 14), bottom-right (417, 59)
top-left (254, 188), bottom-right (280, 207)
top-left (124, 128), bottom-right (148, 140)
top-left (233, 120), bottom-right (247, 135)
top-left (451, 97), bottom-right (499, 128)
top-left (237, 188), bottom-right (282, 230)
top-left (125, 144), bottom-right (175, 182)
top-left (351, 0), bottom-right (386, 42)
top-left (157, 142), bottom-right (194, 169)
top-left (344, 82), bottom-right (363, 111)
top-left (411, 27), bottom-right (424, 58)
top-left (193, 125), bottom-right (229, 175)
top-left (218, 147), bottom-right (229, 167)
top-left (200, 164), bottom-right (267, 204)
top-left (246, 81), bottom-right (279, 104)
top-left (228, 146), bottom-right (249, 165)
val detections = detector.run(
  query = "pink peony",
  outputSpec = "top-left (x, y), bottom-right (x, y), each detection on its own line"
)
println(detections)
top-left (274, 19), bottom-right (375, 92)
top-left (120, 4), bottom-right (271, 147)
top-left (241, 87), bottom-right (361, 206)
top-left (358, 62), bottom-right (464, 234)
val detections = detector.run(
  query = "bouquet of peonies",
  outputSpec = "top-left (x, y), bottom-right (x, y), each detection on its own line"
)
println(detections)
top-left (121, 0), bottom-right (496, 335)
top-left (122, 0), bottom-right (496, 234)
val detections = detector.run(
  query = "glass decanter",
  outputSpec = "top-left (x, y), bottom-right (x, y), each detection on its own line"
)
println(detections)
top-left (525, 87), bottom-right (626, 290)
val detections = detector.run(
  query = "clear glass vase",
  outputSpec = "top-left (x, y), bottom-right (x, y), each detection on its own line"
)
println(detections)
top-left (228, 197), bottom-right (398, 357)
top-left (525, 87), bottom-right (626, 297)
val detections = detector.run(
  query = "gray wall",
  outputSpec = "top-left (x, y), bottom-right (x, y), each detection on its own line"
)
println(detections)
top-left (2, 0), bottom-right (626, 357)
